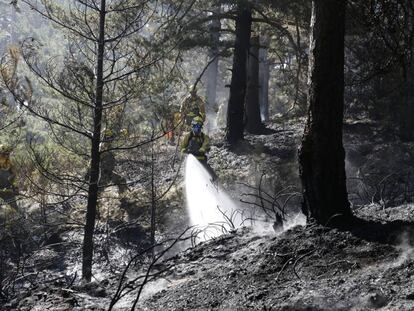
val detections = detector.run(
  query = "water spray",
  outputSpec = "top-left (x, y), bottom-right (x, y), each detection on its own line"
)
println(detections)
top-left (184, 155), bottom-right (306, 241)
top-left (184, 154), bottom-right (243, 240)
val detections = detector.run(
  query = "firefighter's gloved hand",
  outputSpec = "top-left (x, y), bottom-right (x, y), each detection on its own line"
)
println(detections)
top-left (188, 148), bottom-right (197, 155)
top-left (192, 150), bottom-right (204, 156)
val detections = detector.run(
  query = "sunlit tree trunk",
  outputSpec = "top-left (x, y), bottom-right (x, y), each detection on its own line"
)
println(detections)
top-left (259, 36), bottom-right (270, 122)
top-left (150, 142), bottom-right (156, 258)
top-left (82, 0), bottom-right (105, 281)
top-left (245, 36), bottom-right (263, 134)
top-left (226, 3), bottom-right (252, 144)
top-left (205, 5), bottom-right (221, 133)
top-left (298, 0), bottom-right (352, 225)
top-left (10, 4), bottom-right (16, 44)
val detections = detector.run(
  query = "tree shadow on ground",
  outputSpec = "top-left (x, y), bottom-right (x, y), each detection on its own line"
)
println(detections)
top-left (337, 216), bottom-right (414, 246)
top-left (226, 131), bottom-right (297, 159)
top-left (257, 126), bottom-right (280, 135)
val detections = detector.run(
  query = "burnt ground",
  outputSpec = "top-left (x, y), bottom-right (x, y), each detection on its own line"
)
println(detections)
top-left (4, 206), bottom-right (414, 311)
top-left (138, 206), bottom-right (414, 311)
top-left (2, 117), bottom-right (414, 310)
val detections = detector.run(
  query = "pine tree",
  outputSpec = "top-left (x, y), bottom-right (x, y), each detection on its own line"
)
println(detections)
top-left (298, 0), bottom-right (352, 225)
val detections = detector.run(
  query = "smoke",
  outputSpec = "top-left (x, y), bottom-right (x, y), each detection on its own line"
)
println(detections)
top-left (283, 212), bottom-right (307, 230)
top-left (204, 111), bottom-right (218, 135)
top-left (392, 232), bottom-right (414, 267)
top-left (184, 155), bottom-right (307, 241)
top-left (139, 278), bottom-right (171, 300)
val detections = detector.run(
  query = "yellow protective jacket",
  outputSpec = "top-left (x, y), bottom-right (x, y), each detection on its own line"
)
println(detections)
top-left (180, 131), bottom-right (210, 161)
top-left (180, 94), bottom-right (206, 125)
top-left (0, 156), bottom-right (12, 170)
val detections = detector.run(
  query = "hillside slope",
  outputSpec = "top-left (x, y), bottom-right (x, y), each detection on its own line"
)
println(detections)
top-left (134, 204), bottom-right (414, 311)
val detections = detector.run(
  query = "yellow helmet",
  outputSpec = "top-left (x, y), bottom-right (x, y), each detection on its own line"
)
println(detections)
top-left (103, 128), bottom-right (114, 139)
top-left (120, 128), bottom-right (128, 137)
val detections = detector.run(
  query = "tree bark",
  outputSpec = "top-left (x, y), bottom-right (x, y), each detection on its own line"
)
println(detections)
top-left (259, 37), bottom-right (270, 122)
top-left (298, 0), bottom-right (352, 225)
top-left (150, 143), bottom-right (156, 258)
top-left (245, 36), bottom-right (263, 134)
top-left (10, 4), bottom-right (16, 44)
top-left (205, 5), bottom-right (221, 133)
top-left (399, 65), bottom-right (414, 141)
top-left (225, 3), bottom-right (252, 144)
top-left (82, 0), bottom-right (106, 281)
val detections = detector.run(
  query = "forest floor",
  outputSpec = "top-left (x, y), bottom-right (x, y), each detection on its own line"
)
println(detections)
top-left (139, 204), bottom-right (414, 311)
top-left (2, 116), bottom-right (414, 310)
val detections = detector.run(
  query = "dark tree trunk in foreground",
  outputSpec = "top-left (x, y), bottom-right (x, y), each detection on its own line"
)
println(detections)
top-left (82, 0), bottom-right (106, 281)
top-left (298, 0), bottom-right (352, 225)
top-left (225, 4), bottom-right (252, 144)
top-left (245, 36), bottom-right (263, 134)
top-left (399, 66), bottom-right (414, 141)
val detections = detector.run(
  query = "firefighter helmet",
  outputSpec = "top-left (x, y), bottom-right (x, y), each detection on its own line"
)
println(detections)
top-left (191, 116), bottom-right (204, 126)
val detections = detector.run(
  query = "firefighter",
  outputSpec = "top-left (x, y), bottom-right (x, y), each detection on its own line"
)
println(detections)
top-left (180, 87), bottom-right (206, 130)
top-left (0, 144), bottom-right (18, 210)
top-left (162, 104), bottom-right (180, 145)
top-left (181, 116), bottom-right (217, 181)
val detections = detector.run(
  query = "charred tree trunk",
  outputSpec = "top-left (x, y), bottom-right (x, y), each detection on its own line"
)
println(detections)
top-left (205, 5), bottom-right (221, 133)
top-left (245, 36), bottom-right (263, 134)
top-left (399, 65), bottom-right (414, 141)
top-left (259, 37), bottom-right (270, 122)
top-left (225, 4), bottom-right (252, 144)
top-left (298, 0), bottom-right (352, 225)
top-left (150, 143), bottom-right (156, 258)
top-left (82, 0), bottom-right (106, 281)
